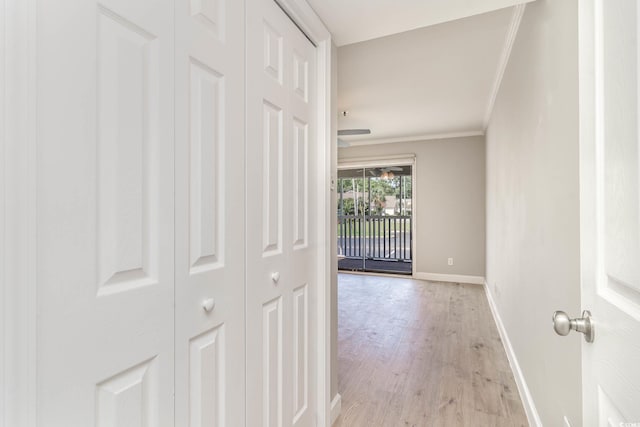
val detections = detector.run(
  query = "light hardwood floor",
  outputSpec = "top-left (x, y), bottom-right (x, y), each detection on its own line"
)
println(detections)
top-left (333, 273), bottom-right (528, 427)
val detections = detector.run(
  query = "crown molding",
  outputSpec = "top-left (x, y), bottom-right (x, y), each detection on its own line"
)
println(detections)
top-left (341, 130), bottom-right (485, 148)
top-left (482, 3), bottom-right (526, 130)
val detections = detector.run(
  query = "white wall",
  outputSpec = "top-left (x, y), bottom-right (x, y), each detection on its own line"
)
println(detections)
top-left (338, 135), bottom-right (486, 280)
top-left (485, 0), bottom-right (582, 425)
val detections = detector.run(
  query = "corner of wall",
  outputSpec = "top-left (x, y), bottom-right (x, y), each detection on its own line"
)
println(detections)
top-left (483, 280), bottom-right (542, 427)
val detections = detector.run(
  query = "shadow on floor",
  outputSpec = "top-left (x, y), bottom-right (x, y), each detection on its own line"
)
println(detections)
top-left (338, 258), bottom-right (412, 275)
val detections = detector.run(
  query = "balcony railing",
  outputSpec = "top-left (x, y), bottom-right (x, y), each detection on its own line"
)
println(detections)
top-left (337, 215), bottom-right (412, 261)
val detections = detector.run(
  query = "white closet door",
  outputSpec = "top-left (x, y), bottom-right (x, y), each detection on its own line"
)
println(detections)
top-left (174, 0), bottom-right (246, 426)
top-left (246, 0), bottom-right (318, 426)
top-left (36, 0), bottom-right (175, 425)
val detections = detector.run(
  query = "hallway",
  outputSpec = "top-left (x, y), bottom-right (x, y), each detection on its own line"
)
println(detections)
top-left (334, 274), bottom-right (528, 426)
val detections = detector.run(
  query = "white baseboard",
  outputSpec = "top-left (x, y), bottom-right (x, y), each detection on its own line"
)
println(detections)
top-left (413, 272), bottom-right (485, 285)
top-left (330, 393), bottom-right (342, 426)
top-left (484, 281), bottom-right (542, 427)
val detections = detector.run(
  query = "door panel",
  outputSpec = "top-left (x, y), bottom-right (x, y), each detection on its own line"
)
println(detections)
top-left (188, 325), bottom-right (225, 427)
top-left (97, 5), bottom-right (160, 294)
top-left (263, 296), bottom-right (284, 427)
top-left (175, 0), bottom-right (245, 425)
top-left (580, 0), bottom-right (640, 424)
top-left (37, 0), bottom-right (174, 424)
top-left (96, 357), bottom-right (159, 427)
top-left (262, 100), bottom-right (284, 255)
top-left (600, 0), bottom-right (640, 312)
top-left (246, 1), bottom-right (317, 426)
top-left (292, 284), bottom-right (309, 423)
top-left (293, 119), bottom-right (309, 249)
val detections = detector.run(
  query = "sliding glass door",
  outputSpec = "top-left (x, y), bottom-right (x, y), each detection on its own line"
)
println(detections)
top-left (337, 165), bottom-right (412, 274)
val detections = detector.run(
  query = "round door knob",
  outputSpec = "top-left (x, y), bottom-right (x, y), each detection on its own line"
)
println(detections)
top-left (202, 298), bottom-right (215, 312)
top-left (552, 310), bottom-right (594, 343)
top-left (552, 311), bottom-right (571, 336)
top-left (271, 272), bottom-right (280, 283)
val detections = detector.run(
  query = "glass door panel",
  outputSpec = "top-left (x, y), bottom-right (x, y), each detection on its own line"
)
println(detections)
top-left (337, 165), bottom-right (413, 275)
top-left (337, 168), bottom-right (365, 270)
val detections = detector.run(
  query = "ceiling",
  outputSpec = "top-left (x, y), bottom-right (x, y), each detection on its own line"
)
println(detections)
top-left (306, 0), bottom-right (534, 46)
top-left (336, 6), bottom-right (523, 145)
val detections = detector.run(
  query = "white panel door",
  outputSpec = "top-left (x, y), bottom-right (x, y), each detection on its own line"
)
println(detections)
top-left (36, 0), bottom-right (174, 425)
top-left (174, 0), bottom-right (246, 425)
top-left (246, 1), bottom-right (318, 426)
top-left (580, 0), bottom-right (640, 424)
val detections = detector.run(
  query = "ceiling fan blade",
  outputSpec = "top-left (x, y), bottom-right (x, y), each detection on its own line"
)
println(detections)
top-left (338, 129), bottom-right (371, 136)
top-left (337, 138), bottom-right (350, 148)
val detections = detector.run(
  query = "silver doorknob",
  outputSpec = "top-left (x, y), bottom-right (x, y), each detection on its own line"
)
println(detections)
top-left (552, 310), bottom-right (594, 343)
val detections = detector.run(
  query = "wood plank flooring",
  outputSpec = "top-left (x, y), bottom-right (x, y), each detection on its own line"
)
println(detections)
top-left (333, 273), bottom-right (528, 427)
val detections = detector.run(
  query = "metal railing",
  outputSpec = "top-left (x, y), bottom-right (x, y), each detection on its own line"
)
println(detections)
top-left (337, 215), bottom-right (412, 261)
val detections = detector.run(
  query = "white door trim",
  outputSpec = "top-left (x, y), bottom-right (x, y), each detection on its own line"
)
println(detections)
top-left (2, 0), bottom-right (38, 425)
top-left (273, 1), bottom-right (332, 425)
top-left (0, 0), bottom-right (5, 422)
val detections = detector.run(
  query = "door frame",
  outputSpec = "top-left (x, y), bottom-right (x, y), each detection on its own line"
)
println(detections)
top-left (1, 0), bottom-right (332, 426)
top-left (1, 0), bottom-right (5, 420)
top-left (269, 1), bottom-right (333, 424)
top-left (0, 0), bottom-right (4, 423)
top-left (2, 0), bottom-right (38, 425)
top-left (338, 154), bottom-right (417, 276)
